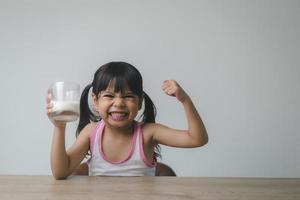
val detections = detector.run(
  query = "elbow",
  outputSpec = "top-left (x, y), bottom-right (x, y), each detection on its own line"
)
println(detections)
top-left (51, 169), bottom-right (69, 180)
top-left (187, 130), bottom-right (209, 147)
top-left (196, 133), bottom-right (209, 147)
top-left (189, 137), bottom-right (208, 148)
top-left (200, 129), bottom-right (209, 146)
top-left (51, 160), bottom-right (71, 180)
top-left (201, 136), bottom-right (209, 146)
top-left (195, 139), bottom-right (208, 148)
top-left (53, 173), bottom-right (68, 180)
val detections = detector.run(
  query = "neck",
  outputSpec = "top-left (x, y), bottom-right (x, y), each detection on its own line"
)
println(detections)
top-left (104, 123), bottom-right (134, 137)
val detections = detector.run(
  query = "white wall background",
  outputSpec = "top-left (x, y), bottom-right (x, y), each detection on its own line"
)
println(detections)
top-left (0, 0), bottom-right (299, 177)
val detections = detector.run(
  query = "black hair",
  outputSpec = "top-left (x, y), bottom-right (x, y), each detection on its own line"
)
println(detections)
top-left (76, 61), bottom-right (160, 159)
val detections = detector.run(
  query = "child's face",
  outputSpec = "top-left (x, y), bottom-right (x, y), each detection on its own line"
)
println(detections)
top-left (92, 81), bottom-right (142, 129)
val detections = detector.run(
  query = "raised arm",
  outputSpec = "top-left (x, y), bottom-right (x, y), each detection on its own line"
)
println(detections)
top-left (151, 80), bottom-right (208, 148)
top-left (47, 93), bottom-right (91, 179)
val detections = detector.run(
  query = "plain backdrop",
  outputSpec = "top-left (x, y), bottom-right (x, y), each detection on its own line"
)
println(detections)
top-left (0, 0), bottom-right (299, 177)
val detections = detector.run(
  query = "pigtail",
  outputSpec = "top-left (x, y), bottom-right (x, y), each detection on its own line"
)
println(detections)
top-left (142, 91), bottom-right (157, 123)
top-left (76, 84), bottom-right (97, 137)
top-left (142, 91), bottom-right (161, 160)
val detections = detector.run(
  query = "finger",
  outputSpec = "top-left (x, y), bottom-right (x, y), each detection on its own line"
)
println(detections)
top-left (47, 108), bottom-right (53, 115)
top-left (47, 88), bottom-right (53, 94)
top-left (162, 82), bottom-right (174, 90)
top-left (164, 89), bottom-right (173, 95)
top-left (162, 80), bottom-right (171, 87)
top-left (46, 101), bottom-right (53, 109)
top-left (46, 93), bottom-right (53, 103)
top-left (162, 83), bottom-right (169, 90)
top-left (162, 86), bottom-right (172, 93)
top-left (166, 91), bottom-right (172, 95)
top-left (167, 90), bottom-right (175, 96)
top-left (46, 104), bottom-right (53, 110)
top-left (162, 87), bottom-right (171, 94)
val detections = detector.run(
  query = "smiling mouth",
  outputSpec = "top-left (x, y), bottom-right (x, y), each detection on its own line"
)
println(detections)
top-left (109, 112), bottom-right (128, 121)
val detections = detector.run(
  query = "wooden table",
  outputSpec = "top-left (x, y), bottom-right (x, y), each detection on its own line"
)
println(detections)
top-left (0, 175), bottom-right (299, 200)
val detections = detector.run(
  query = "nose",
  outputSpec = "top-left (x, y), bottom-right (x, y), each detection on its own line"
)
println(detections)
top-left (113, 97), bottom-right (125, 107)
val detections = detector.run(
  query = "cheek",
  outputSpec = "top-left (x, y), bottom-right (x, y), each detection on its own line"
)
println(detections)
top-left (98, 103), bottom-right (109, 111)
top-left (96, 105), bottom-right (108, 117)
top-left (94, 101), bottom-right (106, 112)
top-left (128, 103), bottom-right (140, 113)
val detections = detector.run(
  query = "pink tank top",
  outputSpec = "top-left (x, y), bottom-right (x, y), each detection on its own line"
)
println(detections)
top-left (88, 120), bottom-right (156, 176)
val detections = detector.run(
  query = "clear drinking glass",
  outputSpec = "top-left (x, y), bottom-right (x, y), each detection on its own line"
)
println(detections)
top-left (49, 82), bottom-right (80, 122)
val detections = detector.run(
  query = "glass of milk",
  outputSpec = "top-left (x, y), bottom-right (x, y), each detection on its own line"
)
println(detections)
top-left (49, 82), bottom-right (80, 122)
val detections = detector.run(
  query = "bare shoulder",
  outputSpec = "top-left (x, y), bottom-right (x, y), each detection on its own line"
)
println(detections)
top-left (77, 122), bottom-right (97, 140)
top-left (66, 122), bottom-right (98, 157)
top-left (142, 122), bottom-right (155, 134)
top-left (142, 123), bottom-right (166, 138)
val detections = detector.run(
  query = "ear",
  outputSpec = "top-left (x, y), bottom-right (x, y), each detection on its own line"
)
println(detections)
top-left (138, 95), bottom-right (144, 110)
top-left (92, 93), bottom-right (99, 107)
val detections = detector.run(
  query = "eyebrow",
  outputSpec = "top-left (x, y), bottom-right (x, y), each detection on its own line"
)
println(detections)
top-left (101, 90), bottom-right (136, 95)
top-left (102, 90), bottom-right (114, 93)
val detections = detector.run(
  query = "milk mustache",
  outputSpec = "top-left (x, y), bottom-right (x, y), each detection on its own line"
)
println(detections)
top-left (52, 101), bottom-right (80, 122)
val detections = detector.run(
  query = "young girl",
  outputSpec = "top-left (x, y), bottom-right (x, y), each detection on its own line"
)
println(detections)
top-left (47, 61), bottom-right (208, 179)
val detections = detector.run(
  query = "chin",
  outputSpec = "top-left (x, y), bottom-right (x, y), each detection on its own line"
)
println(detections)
top-left (107, 118), bottom-right (134, 128)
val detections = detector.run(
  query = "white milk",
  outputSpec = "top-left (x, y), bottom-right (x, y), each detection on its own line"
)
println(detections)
top-left (52, 101), bottom-right (80, 122)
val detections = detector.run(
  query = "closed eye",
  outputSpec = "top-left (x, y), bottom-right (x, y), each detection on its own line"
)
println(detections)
top-left (125, 95), bottom-right (135, 98)
top-left (103, 94), bottom-right (114, 98)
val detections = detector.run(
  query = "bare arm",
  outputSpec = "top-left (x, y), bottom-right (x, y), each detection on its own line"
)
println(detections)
top-left (47, 93), bottom-right (91, 179)
top-left (152, 80), bottom-right (208, 147)
top-left (50, 125), bottom-right (91, 179)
